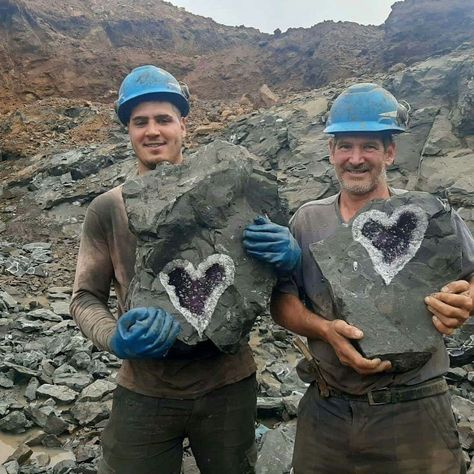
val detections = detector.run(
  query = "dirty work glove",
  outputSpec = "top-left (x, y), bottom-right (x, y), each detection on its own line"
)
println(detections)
top-left (243, 216), bottom-right (301, 273)
top-left (110, 307), bottom-right (181, 359)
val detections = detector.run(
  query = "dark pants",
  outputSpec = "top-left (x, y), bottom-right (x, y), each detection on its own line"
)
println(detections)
top-left (98, 375), bottom-right (257, 474)
top-left (292, 383), bottom-right (465, 474)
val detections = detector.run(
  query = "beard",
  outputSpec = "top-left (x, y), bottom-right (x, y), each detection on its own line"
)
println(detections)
top-left (336, 163), bottom-right (387, 195)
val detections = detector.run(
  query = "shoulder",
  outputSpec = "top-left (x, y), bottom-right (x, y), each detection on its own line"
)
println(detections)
top-left (87, 185), bottom-right (124, 217)
top-left (290, 194), bottom-right (339, 224)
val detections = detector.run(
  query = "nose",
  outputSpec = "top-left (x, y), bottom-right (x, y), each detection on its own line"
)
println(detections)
top-left (348, 146), bottom-right (365, 165)
top-left (145, 121), bottom-right (161, 137)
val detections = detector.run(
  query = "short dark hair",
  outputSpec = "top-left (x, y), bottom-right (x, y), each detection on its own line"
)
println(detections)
top-left (332, 132), bottom-right (394, 151)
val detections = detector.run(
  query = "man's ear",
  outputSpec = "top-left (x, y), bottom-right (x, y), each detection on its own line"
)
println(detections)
top-left (328, 138), bottom-right (335, 164)
top-left (385, 142), bottom-right (395, 167)
top-left (180, 117), bottom-right (187, 138)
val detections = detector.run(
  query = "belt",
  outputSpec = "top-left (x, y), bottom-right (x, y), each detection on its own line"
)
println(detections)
top-left (327, 377), bottom-right (448, 406)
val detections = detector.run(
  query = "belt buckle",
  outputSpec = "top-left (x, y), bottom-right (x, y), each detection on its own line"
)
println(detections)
top-left (367, 388), bottom-right (392, 406)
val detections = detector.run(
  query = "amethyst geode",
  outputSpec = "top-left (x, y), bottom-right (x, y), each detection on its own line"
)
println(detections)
top-left (122, 140), bottom-right (287, 352)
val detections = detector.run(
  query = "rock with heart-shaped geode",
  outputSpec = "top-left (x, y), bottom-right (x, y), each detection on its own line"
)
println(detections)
top-left (310, 191), bottom-right (463, 372)
top-left (122, 140), bottom-right (288, 353)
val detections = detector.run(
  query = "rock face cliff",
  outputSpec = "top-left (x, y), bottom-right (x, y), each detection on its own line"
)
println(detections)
top-left (1, 0), bottom-right (473, 111)
top-left (383, 0), bottom-right (474, 66)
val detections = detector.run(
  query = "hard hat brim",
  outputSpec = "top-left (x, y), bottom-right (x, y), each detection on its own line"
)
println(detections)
top-left (324, 121), bottom-right (405, 134)
top-left (118, 92), bottom-right (190, 125)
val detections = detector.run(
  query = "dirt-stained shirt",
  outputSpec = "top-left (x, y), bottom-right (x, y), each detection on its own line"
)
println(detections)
top-left (276, 189), bottom-right (474, 395)
top-left (70, 185), bottom-right (256, 399)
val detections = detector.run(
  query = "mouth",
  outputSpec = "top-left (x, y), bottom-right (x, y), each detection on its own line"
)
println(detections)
top-left (344, 167), bottom-right (370, 175)
top-left (144, 142), bottom-right (166, 149)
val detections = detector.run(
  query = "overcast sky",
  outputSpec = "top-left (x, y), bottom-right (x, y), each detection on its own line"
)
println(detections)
top-left (168, 0), bottom-right (398, 33)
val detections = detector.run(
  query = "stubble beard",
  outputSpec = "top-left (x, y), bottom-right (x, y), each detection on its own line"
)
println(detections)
top-left (336, 166), bottom-right (387, 196)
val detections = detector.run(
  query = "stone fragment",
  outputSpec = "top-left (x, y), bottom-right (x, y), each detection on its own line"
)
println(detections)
top-left (0, 372), bottom-right (14, 388)
top-left (257, 397), bottom-right (285, 418)
top-left (259, 84), bottom-right (279, 106)
top-left (123, 140), bottom-right (286, 352)
top-left (25, 377), bottom-right (39, 401)
top-left (0, 411), bottom-right (31, 433)
top-left (310, 193), bottom-right (462, 371)
top-left (36, 384), bottom-right (78, 403)
top-left (53, 373), bottom-right (93, 391)
top-left (256, 420), bottom-right (297, 474)
top-left (50, 301), bottom-right (71, 318)
top-left (70, 402), bottom-right (110, 426)
top-left (447, 367), bottom-right (468, 382)
top-left (27, 308), bottom-right (63, 322)
top-left (78, 379), bottom-right (116, 402)
top-left (0, 290), bottom-right (17, 309)
top-left (5, 444), bottom-right (33, 465)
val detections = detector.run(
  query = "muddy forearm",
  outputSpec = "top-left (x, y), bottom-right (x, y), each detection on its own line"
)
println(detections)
top-left (70, 290), bottom-right (117, 352)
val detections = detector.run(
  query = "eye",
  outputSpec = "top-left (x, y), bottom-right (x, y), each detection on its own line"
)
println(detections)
top-left (133, 119), bottom-right (147, 127)
top-left (156, 116), bottom-right (173, 125)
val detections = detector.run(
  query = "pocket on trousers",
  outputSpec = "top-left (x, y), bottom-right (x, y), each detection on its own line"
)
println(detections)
top-left (421, 394), bottom-right (461, 451)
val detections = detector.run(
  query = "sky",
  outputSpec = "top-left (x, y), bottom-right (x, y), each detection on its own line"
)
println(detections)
top-left (168, 0), bottom-right (398, 34)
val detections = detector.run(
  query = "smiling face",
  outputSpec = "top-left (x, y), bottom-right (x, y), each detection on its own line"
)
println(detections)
top-left (329, 133), bottom-right (395, 197)
top-left (128, 101), bottom-right (186, 175)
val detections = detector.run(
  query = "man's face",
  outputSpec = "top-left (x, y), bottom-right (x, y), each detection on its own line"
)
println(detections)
top-left (329, 134), bottom-right (395, 196)
top-left (128, 101), bottom-right (186, 175)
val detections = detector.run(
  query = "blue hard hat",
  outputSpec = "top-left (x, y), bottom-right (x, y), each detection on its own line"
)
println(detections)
top-left (324, 83), bottom-right (408, 134)
top-left (116, 65), bottom-right (190, 125)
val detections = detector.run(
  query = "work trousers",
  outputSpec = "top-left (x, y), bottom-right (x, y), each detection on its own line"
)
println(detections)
top-left (292, 382), bottom-right (465, 474)
top-left (97, 374), bottom-right (257, 474)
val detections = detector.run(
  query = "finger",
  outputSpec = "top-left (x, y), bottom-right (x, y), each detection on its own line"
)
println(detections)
top-left (243, 239), bottom-right (287, 252)
top-left (427, 307), bottom-right (464, 328)
top-left (432, 315), bottom-right (455, 336)
top-left (333, 320), bottom-right (364, 340)
top-left (439, 280), bottom-right (470, 294)
top-left (144, 309), bottom-right (165, 340)
top-left (429, 292), bottom-right (472, 310)
top-left (244, 224), bottom-right (285, 235)
top-left (425, 295), bottom-right (471, 317)
top-left (245, 250), bottom-right (282, 264)
top-left (337, 343), bottom-right (391, 374)
top-left (254, 215), bottom-right (271, 225)
top-left (159, 320), bottom-right (181, 353)
top-left (154, 311), bottom-right (174, 346)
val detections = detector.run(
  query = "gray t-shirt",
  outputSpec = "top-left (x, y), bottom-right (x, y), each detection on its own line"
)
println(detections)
top-left (277, 190), bottom-right (474, 395)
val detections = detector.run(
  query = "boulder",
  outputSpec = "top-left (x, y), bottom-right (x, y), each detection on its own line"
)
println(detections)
top-left (123, 140), bottom-right (287, 352)
top-left (310, 192), bottom-right (463, 371)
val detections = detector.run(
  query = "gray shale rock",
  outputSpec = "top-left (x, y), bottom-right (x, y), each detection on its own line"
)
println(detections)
top-left (311, 192), bottom-right (463, 372)
top-left (123, 140), bottom-right (287, 352)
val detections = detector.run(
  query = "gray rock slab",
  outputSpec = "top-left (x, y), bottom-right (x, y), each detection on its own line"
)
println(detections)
top-left (123, 140), bottom-right (288, 352)
top-left (27, 308), bottom-right (63, 322)
top-left (0, 290), bottom-right (17, 309)
top-left (70, 401), bottom-right (110, 426)
top-left (36, 384), bottom-right (78, 403)
top-left (310, 192), bottom-right (462, 372)
top-left (78, 379), bottom-right (116, 402)
top-left (256, 420), bottom-right (297, 474)
top-left (50, 301), bottom-right (71, 318)
top-left (0, 411), bottom-right (31, 433)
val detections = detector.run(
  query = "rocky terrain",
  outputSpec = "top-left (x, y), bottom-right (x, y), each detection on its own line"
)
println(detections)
top-left (1, 0), bottom-right (473, 112)
top-left (0, 0), bottom-right (474, 472)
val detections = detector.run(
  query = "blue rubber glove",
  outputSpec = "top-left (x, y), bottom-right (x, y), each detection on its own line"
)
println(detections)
top-left (243, 216), bottom-right (301, 273)
top-left (110, 307), bottom-right (181, 359)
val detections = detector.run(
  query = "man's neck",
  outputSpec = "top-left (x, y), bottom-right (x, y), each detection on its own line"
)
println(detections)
top-left (339, 186), bottom-right (391, 223)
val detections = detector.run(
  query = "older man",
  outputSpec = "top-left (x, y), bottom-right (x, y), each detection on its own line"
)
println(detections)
top-left (71, 65), bottom-right (257, 474)
top-left (244, 83), bottom-right (474, 473)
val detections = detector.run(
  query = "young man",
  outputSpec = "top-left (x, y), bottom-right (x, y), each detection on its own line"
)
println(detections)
top-left (71, 65), bottom-right (257, 474)
top-left (244, 83), bottom-right (474, 473)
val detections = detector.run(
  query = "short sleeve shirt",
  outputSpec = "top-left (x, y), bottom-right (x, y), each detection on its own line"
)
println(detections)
top-left (276, 189), bottom-right (474, 395)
